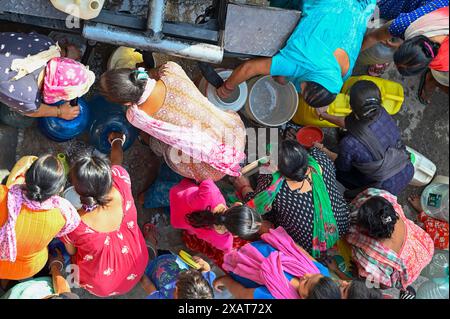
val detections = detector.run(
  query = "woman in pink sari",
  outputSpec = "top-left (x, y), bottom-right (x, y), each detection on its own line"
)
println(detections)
top-left (99, 62), bottom-right (246, 182)
top-left (170, 178), bottom-right (261, 268)
top-left (213, 227), bottom-right (341, 299)
top-left (346, 188), bottom-right (434, 296)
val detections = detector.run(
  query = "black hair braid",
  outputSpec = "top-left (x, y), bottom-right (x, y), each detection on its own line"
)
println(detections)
top-left (186, 207), bottom-right (216, 229)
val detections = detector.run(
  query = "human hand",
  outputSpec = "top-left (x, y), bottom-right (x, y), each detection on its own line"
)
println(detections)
top-left (232, 176), bottom-right (252, 195)
top-left (313, 142), bottom-right (325, 151)
top-left (59, 102), bottom-right (80, 120)
top-left (315, 106), bottom-right (329, 116)
top-left (192, 256), bottom-right (211, 272)
top-left (48, 248), bottom-right (65, 273)
top-left (381, 38), bottom-right (402, 49)
top-left (284, 127), bottom-right (297, 141)
top-left (216, 82), bottom-right (235, 100)
top-left (259, 220), bottom-right (274, 234)
top-left (108, 131), bottom-right (125, 146)
top-left (324, 257), bottom-right (339, 272)
top-left (272, 76), bottom-right (287, 85)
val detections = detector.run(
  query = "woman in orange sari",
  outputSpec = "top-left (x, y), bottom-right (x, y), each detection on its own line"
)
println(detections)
top-left (0, 155), bottom-right (80, 287)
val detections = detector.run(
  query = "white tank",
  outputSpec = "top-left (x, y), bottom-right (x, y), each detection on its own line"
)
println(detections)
top-left (50, 0), bottom-right (105, 20)
top-left (406, 146), bottom-right (437, 187)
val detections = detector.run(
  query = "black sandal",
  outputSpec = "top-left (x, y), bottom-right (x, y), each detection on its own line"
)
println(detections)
top-left (418, 69), bottom-right (431, 105)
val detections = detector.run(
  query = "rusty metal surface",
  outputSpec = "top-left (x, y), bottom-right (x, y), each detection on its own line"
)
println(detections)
top-left (224, 3), bottom-right (301, 57)
top-left (0, 0), bottom-right (68, 19)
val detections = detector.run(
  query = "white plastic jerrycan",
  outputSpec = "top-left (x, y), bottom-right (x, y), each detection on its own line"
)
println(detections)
top-left (406, 146), bottom-right (437, 187)
top-left (50, 0), bottom-right (105, 20)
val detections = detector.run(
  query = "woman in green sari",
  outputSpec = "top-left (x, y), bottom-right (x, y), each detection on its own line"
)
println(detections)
top-left (236, 140), bottom-right (350, 258)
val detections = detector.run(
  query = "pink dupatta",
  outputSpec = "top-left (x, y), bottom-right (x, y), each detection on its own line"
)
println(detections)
top-left (43, 57), bottom-right (95, 104)
top-left (222, 227), bottom-right (320, 299)
top-left (0, 184), bottom-right (80, 262)
top-left (126, 104), bottom-right (246, 177)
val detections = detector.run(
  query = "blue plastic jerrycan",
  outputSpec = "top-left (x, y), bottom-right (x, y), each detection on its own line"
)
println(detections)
top-left (38, 98), bottom-right (90, 142)
top-left (88, 95), bottom-right (138, 154)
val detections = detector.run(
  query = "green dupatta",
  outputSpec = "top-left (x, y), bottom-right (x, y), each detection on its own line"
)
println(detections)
top-left (246, 156), bottom-right (339, 257)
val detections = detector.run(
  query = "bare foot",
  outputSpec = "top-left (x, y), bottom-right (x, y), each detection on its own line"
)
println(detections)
top-left (142, 222), bottom-right (159, 260)
top-left (408, 195), bottom-right (423, 213)
top-left (273, 76), bottom-right (287, 85)
top-left (418, 71), bottom-right (434, 105)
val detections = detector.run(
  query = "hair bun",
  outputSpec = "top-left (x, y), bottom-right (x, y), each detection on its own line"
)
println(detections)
top-left (26, 184), bottom-right (42, 201)
top-left (129, 68), bottom-right (148, 86)
top-left (80, 196), bottom-right (97, 207)
top-left (216, 214), bottom-right (227, 225)
top-left (381, 206), bottom-right (394, 225)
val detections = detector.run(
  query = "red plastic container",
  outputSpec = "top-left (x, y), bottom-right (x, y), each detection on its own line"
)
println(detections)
top-left (296, 126), bottom-right (324, 149)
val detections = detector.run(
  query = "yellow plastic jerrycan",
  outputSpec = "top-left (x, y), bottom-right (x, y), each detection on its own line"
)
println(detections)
top-left (107, 47), bottom-right (144, 70)
top-left (292, 75), bottom-right (404, 128)
top-left (50, 0), bottom-right (105, 20)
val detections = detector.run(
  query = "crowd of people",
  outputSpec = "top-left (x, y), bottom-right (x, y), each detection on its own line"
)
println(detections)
top-left (0, 0), bottom-right (448, 300)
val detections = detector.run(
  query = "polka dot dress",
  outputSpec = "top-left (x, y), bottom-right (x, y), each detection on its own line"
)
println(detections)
top-left (377, 0), bottom-right (448, 38)
top-left (0, 32), bottom-right (54, 114)
top-left (246, 148), bottom-right (350, 253)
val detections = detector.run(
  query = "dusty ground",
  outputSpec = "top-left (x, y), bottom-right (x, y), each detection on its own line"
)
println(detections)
top-left (0, 0), bottom-right (448, 299)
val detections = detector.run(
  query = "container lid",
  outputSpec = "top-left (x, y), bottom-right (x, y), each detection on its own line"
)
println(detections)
top-left (296, 126), bottom-right (324, 149)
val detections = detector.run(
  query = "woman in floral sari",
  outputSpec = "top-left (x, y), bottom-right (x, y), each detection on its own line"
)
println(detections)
top-left (99, 62), bottom-right (246, 182)
top-left (346, 188), bottom-right (434, 295)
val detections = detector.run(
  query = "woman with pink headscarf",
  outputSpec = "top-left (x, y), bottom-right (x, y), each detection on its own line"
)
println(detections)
top-left (0, 32), bottom-right (95, 119)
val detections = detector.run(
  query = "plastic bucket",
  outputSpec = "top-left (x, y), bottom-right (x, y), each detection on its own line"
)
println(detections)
top-left (406, 146), bottom-right (437, 187)
top-left (198, 69), bottom-right (248, 112)
top-left (244, 76), bottom-right (298, 127)
top-left (296, 126), bottom-right (324, 149)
